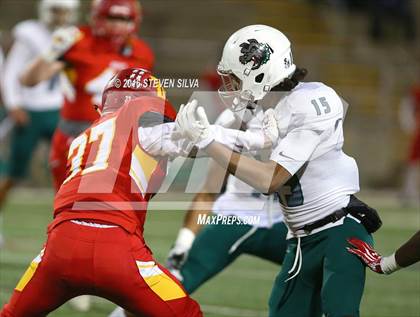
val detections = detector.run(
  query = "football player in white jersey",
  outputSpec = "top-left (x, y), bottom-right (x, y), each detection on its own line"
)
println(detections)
top-left (0, 0), bottom-right (79, 222)
top-left (176, 25), bottom-right (382, 317)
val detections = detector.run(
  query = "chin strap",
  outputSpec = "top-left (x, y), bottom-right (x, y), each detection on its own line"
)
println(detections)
top-left (381, 253), bottom-right (400, 274)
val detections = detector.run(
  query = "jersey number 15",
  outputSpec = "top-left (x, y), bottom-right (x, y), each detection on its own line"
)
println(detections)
top-left (311, 97), bottom-right (331, 116)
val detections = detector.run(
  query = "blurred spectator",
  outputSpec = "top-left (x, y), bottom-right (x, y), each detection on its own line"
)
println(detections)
top-left (399, 83), bottom-right (420, 206)
top-left (199, 42), bottom-right (225, 117)
top-left (368, 0), bottom-right (416, 41)
top-left (327, 0), bottom-right (367, 11)
top-left (0, 35), bottom-right (3, 79)
top-left (0, 0), bottom-right (79, 232)
top-left (0, 39), bottom-right (13, 177)
top-left (0, 35), bottom-right (3, 106)
top-left (201, 67), bottom-right (222, 91)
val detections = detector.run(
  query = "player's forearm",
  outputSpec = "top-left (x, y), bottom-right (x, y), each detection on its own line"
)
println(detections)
top-left (394, 230), bottom-right (420, 268)
top-left (183, 209), bottom-right (210, 234)
top-left (20, 57), bottom-right (63, 87)
top-left (182, 160), bottom-right (226, 233)
top-left (204, 142), bottom-right (290, 194)
top-left (183, 192), bottom-right (217, 234)
top-left (2, 42), bottom-right (29, 108)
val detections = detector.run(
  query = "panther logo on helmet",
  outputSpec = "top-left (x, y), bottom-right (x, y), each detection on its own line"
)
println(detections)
top-left (239, 39), bottom-right (274, 70)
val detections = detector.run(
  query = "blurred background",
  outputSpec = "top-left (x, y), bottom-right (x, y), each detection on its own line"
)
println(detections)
top-left (0, 1), bottom-right (419, 316)
top-left (1, 0), bottom-right (419, 187)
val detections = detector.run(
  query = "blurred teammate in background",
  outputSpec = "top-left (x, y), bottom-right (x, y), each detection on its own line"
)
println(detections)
top-left (0, 39), bottom-right (3, 68)
top-left (20, 0), bottom-right (154, 191)
top-left (0, 0), bottom-right (79, 246)
top-left (399, 83), bottom-right (420, 206)
top-left (0, 39), bottom-right (5, 247)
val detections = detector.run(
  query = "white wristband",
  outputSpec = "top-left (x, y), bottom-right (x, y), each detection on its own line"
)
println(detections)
top-left (380, 253), bottom-right (400, 274)
top-left (174, 228), bottom-right (196, 250)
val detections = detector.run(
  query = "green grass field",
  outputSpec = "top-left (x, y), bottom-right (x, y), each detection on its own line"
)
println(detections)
top-left (0, 189), bottom-right (419, 317)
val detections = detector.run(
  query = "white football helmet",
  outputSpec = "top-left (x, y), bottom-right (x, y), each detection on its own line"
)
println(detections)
top-left (218, 24), bottom-right (296, 112)
top-left (39, 0), bottom-right (80, 27)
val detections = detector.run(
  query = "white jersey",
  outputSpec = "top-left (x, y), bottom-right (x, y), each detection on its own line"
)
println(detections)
top-left (1, 20), bottom-right (62, 111)
top-left (270, 82), bottom-right (359, 236)
top-left (211, 109), bottom-right (284, 228)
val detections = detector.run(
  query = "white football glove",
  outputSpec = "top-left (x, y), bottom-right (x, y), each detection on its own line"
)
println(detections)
top-left (175, 99), bottom-right (214, 149)
top-left (42, 26), bottom-right (81, 62)
top-left (166, 228), bottom-right (196, 281)
top-left (262, 108), bottom-right (279, 146)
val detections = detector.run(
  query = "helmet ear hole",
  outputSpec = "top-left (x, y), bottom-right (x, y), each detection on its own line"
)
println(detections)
top-left (255, 73), bottom-right (264, 83)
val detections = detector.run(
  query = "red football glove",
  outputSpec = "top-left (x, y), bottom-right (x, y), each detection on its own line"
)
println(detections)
top-left (347, 238), bottom-right (384, 274)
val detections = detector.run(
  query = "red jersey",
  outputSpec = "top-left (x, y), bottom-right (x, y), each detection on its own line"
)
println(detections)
top-left (409, 85), bottom-right (420, 162)
top-left (51, 96), bottom-right (176, 234)
top-left (60, 26), bottom-right (155, 122)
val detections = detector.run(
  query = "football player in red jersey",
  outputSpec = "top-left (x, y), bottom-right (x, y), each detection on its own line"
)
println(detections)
top-left (20, 0), bottom-right (154, 191)
top-left (1, 65), bottom-right (279, 316)
top-left (0, 68), bottom-right (202, 317)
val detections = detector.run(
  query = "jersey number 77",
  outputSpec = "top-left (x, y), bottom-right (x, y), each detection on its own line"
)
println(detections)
top-left (63, 117), bottom-right (116, 184)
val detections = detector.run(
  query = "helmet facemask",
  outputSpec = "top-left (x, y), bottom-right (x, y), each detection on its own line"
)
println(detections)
top-left (217, 65), bottom-right (257, 115)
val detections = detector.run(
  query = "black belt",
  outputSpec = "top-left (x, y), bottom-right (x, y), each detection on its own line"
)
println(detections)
top-left (299, 208), bottom-right (348, 233)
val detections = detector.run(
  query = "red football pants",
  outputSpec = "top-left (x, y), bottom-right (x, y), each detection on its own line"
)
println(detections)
top-left (49, 128), bottom-right (73, 192)
top-left (0, 221), bottom-right (202, 317)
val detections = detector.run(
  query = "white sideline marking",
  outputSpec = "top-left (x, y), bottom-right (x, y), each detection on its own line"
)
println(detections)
top-left (201, 304), bottom-right (267, 317)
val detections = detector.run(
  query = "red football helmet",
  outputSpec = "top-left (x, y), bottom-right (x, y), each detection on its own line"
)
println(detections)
top-left (91, 0), bottom-right (141, 49)
top-left (100, 68), bottom-right (166, 115)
